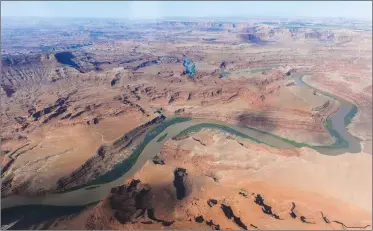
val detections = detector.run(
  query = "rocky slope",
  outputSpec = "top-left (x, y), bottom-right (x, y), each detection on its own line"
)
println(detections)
top-left (41, 129), bottom-right (372, 230)
top-left (54, 115), bottom-right (165, 193)
top-left (1, 114), bottom-right (164, 197)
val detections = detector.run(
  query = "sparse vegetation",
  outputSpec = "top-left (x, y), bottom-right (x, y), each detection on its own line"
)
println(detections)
top-left (84, 185), bottom-right (100, 190)
top-left (157, 133), bottom-right (168, 142)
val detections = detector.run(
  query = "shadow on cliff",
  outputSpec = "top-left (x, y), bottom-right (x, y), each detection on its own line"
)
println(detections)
top-left (0, 202), bottom-right (97, 230)
top-left (1, 177), bottom-right (188, 230)
top-left (237, 33), bottom-right (273, 45)
top-left (54, 52), bottom-right (82, 72)
top-left (101, 175), bottom-right (193, 228)
top-left (235, 111), bottom-right (277, 134)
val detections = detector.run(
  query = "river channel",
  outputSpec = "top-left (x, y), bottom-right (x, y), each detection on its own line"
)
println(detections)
top-left (1, 74), bottom-right (362, 229)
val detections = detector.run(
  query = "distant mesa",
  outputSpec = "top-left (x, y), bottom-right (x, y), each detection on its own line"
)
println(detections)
top-left (238, 33), bottom-right (270, 45)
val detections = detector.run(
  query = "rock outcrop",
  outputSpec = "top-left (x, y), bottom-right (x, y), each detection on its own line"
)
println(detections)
top-left (173, 168), bottom-right (188, 200)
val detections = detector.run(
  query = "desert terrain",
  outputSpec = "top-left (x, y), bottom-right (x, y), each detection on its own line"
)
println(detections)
top-left (1, 17), bottom-right (372, 230)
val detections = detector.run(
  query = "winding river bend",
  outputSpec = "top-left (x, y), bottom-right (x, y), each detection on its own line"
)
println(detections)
top-left (294, 74), bottom-right (361, 154)
top-left (1, 74), bottom-right (362, 228)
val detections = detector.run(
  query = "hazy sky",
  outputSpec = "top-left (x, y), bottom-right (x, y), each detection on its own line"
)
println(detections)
top-left (1, 1), bottom-right (372, 20)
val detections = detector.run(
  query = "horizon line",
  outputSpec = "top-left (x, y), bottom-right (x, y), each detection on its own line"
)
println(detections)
top-left (2, 15), bottom-right (371, 22)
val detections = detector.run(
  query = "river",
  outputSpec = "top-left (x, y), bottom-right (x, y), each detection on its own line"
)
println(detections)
top-left (294, 74), bottom-right (361, 154)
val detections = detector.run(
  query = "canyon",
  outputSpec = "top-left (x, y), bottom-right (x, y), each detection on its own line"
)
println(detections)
top-left (1, 16), bottom-right (372, 230)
